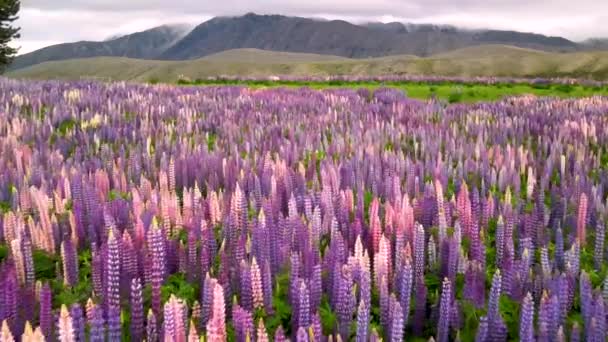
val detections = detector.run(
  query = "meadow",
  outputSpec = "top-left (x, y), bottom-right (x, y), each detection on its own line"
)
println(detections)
top-left (178, 78), bottom-right (608, 103)
top-left (0, 77), bottom-right (607, 342)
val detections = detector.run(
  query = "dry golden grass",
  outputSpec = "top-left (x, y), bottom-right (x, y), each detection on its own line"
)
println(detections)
top-left (8, 45), bottom-right (608, 81)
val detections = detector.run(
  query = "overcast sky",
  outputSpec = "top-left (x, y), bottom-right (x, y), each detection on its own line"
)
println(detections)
top-left (12, 0), bottom-right (608, 54)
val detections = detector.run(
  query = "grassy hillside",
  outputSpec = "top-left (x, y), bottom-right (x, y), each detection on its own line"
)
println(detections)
top-left (8, 45), bottom-right (608, 81)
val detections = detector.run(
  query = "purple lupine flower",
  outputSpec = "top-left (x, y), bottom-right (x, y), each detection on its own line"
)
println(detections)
top-left (519, 292), bottom-right (534, 342)
top-left (360, 267), bottom-right (372, 313)
top-left (389, 295), bottom-right (404, 342)
top-left (475, 316), bottom-right (488, 342)
top-left (187, 228), bottom-right (198, 282)
top-left (105, 229), bottom-right (121, 312)
top-left (399, 256), bottom-right (413, 327)
top-left (89, 306), bottom-right (105, 342)
top-left (336, 265), bottom-right (355, 340)
top-left (122, 231), bottom-right (138, 282)
top-left (413, 276), bottom-right (427, 335)
top-left (537, 292), bottom-right (550, 338)
top-left (487, 270), bottom-right (501, 328)
top-left (274, 326), bottom-right (287, 342)
top-left (146, 309), bottom-right (159, 342)
top-left (570, 322), bottom-right (580, 342)
top-left (555, 227), bottom-right (564, 270)
top-left (604, 275), bottom-right (608, 303)
top-left (21, 236), bottom-right (35, 286)
top-left (495, 216), bottom-right (505, 268)
top-left (310, 263), bottom-right (322, 314)
top-left (379, 275), bottom-right (390, 333)
top-left (594, 221), bottom-right (605, 271)
top-left (92, 247), bottom-right (104, 298)
top-left (39, 282), bottom-right (53, 339)
top-left (539, 247), bottom-right (551, 278)
top-left (577, 193), bottom-right (588, 245)
top-left (107, 305), bottom-right (121, 341)
top-left (437, 278), bottom-right (452, 342)
top-left (296, 326), bottom-right (308, 342)
top-left (298, 280), bottom-right (311, 330)
top-left (233, 303), bottom-right (254, 341)
top-left (580, 271), bottom-right (593, 332)
top-left (290, 252), bottom-right (301, 306)
top-left (538, 320), bottom-right (549, 342)
top-left (414, 223), bottom-right (425, 283)
top-left (464, 261), bottom-right (484, 308)
top-left (592, 293), bottom-right (606, 340)
top-left (312, 313), bottom-right (324, 341)
top-left (356, 300), bottom-right (369, 342)
top-left (557, 273), bottom-right (570, 324)
top-left (148, 218), bottom-right (166, 315)
top-left (262, 260), bottom-right (274, 315)
top-left (428, 236), bottom-right (437, 269)
top-left (70, 303), bottom-right (85, 342)
top-left (130, 278), bottom-right (144, 341)
top-left (240, 260), bottom-right (253, 311)
top-left (200, 273), bottom-right (216, 330)
top-left (61, 239), bottom-right (79, 287)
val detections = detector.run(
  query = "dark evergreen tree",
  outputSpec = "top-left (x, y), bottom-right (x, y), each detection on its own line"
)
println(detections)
top-left (0, 0), bottom-right (20, 73)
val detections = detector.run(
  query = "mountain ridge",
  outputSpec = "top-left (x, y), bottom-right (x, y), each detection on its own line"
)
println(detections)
top-left (8, 13), bottom-right (607, 72)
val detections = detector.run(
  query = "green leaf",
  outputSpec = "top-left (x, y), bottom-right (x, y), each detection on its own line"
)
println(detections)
top-left (319, 295), bottom-right (337, 336)
top-left (34, 249), bottom-right (58, 280)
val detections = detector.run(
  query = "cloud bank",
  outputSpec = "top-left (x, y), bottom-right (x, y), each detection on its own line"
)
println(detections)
top-left (13, 0), bottom-right (608, 53)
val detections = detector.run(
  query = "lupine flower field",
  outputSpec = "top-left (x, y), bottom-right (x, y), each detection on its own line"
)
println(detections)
top-left (1, 78), bottom-right (608, 341)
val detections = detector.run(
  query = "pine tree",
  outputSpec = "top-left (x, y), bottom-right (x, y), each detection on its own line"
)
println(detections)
top-left (0, 0), bottom-right (20, 73)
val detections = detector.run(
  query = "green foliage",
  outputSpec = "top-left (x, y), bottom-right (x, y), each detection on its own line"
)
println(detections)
top-left (424, 273), bottom-right (441, 304)
top-left (108, 189), bottom-right (131, 201)
top-left (445, 177), bottom-right (456, 199)
top-left (51, 249), bottom-right (93, 308)
top-left (498, 295), bottom-right (520, 340)
top-left (553, 84), bottom-right (574, 93)
top-left (161, 273), bottom-right (200, 305)
top-left (172, 228), bottom-right (188, 245)
top-left (319, 295), bottom-right (337, 336)
top-left (207, 132), bottom-right (217, 151)
top-left (0, 200), bottom-right (11, 213)
top-left (33, 249), bottom-right (58, 280)
top-left (266, 271), bottom-right (292, 336)
top-left (122, 309), bottom-right (132, 340)
top-left (124, 111), bottom-right (135, 122)
top-left (459, 301), bottom-right (487, 342)
top-left (53, 276), bottom-right (93, 309)
top-left (448, 91), bottom-right (463, 104)
top-left (462, 236), bottom-right (471, 256)
top-left (56, 118), bottom-right (77, 137)
top-left (0, 244), bottom-right (7, 263)
top-left (226, 322), bottom-right (237, 342)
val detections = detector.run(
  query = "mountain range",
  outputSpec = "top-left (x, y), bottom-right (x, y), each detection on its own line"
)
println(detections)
top-left (9, 13), bottom-right (605, 72)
